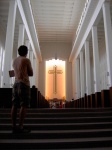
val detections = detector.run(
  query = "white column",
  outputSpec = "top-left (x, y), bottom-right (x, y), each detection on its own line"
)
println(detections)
top-left (29, 50), bottom-right (34, 87)
top-left (80, 51), bottom-right (85, 98)
top-left (0, 46), bottom-right (3, 87)
top-left (72, 61), bottom-right (75, 99)
top-left (33, 58), bottom-right (36, 85)
top-left (35, 59), bottom-right (39, 88)
top-left (85, 41), bottom-right (91, 95)
top-left (17, 24), bottom-right (25, 56)
top-left (102, 1), bottom-right (112, 87)
top-left (2, 0), bottom-right (17, 88)
top-left (92, 26), bottom-right (100, 92)
top-left (18, 24), bottom-right (25, 48)
top-left (76, 58), bottom-right (80, 99)
top-left (25, 39), bottom-right (30, 58)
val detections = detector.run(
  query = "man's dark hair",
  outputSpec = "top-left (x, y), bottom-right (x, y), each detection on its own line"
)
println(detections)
top-left (18, 45), bottom-right (28, 56)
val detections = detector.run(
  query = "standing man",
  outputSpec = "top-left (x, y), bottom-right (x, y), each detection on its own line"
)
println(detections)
top-left (11, 45), bottom-right (33, 133)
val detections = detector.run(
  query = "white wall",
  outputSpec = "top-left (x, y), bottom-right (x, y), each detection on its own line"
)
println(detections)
top-left (38, 42), bottom-right (72, 101)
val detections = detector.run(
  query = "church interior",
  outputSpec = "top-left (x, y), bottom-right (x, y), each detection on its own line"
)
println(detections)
top-left (0, 0), bottom-right (112, 149)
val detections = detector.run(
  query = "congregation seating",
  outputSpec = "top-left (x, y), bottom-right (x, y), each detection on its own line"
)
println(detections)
top-left (0, 86), bottom-right (49, 108)
top-left (65, 88), bottom-right (112, 108)
top-left (0, 88), bottom-right (12, 108)
top-left (0, 87), bottom-right (112, 109)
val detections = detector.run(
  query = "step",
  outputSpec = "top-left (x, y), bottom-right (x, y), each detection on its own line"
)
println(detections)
top-left (0, 116), bottom-right (112, 124)
top-left (0, 108), bottom-right (112, 113)
top-left (0, 137), bottom-right (112, 149)
top-left (0, 122), bottom-right (112, 130)
top-left (0, 111), bottom-right (112, 118)
top-left (0, 108), bottom-right (112, 149)
top-left (0, 129), bottom-right (112, 139)
top-left (1, 148), bottom-right (111, 150)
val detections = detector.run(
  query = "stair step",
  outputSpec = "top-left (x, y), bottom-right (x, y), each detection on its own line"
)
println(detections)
top-left (0, 107), bottom-right (112, 113)
top-left (0, 108), bottom-right (112, 149)
top-left (1, 128), bottom-right (112, 133)
top-left (1, 116), bottom-right (112, 124)
top-left (0, 122), bottom-right (112, 130)
top-left (0, 111), bottom-right (112, 118)
top-left (1, 137), bottom-right (112, 143)
top-left (38, 148), bottom-right (112, 150)
top-left (0, 129), bottom-right (112, 139)
top-left (0, 137), bottom-right (112, 149)
top-left (1, 148), bottom-right (111, 150)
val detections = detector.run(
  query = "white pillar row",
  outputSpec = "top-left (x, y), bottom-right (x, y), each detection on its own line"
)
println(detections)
top-left (92, 26), bottom-right (100, 93)
top-left (33, 58), bottom-right (36, 86)
top-left (72, 60), bottom-right (75, 99)
top-left (102, 1), bottom-right (112, 87)
top-left (0, 46), bottom-right (3, 87)
top-left (76, 58), bottom-right (80, 99)
top-left (25, 39), bottom-right (30, 58)
top-left (35, 59), bottom-right (39, 88)
top-left (17, 24), bottom-right (25, 56)
top-left (29, 50), bottom-right (34, 87)
top-left (84, 41), bottom-right (91, 95)
top-left (18, 24), bottom-right (25, 48)
top-left (80, 51), bottom-right (85, 98)
top-left (2, 0), bottom-right (17, 88)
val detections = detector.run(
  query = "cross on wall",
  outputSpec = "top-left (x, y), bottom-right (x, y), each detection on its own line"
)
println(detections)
top-left (48, 65), bottom-right (63, 94)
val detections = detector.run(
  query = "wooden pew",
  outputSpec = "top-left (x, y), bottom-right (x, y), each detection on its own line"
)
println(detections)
top-left (0, 88), bottom-right (12, 108)
top-left (0, 87), bottom-right (49, 108)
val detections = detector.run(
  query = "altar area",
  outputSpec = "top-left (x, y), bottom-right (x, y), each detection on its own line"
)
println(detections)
top-left (45, 59), bottom-right (66, 108)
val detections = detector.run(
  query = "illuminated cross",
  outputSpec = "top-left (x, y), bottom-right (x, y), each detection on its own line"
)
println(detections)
top-left (48, 65), bottom-right (63, 94)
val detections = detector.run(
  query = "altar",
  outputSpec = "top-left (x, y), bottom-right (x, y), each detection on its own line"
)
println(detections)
top-left (48, 98), bottom-right (66, 108)
top-left (45, 59), bottom-right (66, 102)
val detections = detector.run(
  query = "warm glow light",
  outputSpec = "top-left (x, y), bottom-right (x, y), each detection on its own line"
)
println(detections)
top-left (45, 59), bottom-right (66, 100)
top-left (47, 59), bottom-right (65, 67)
